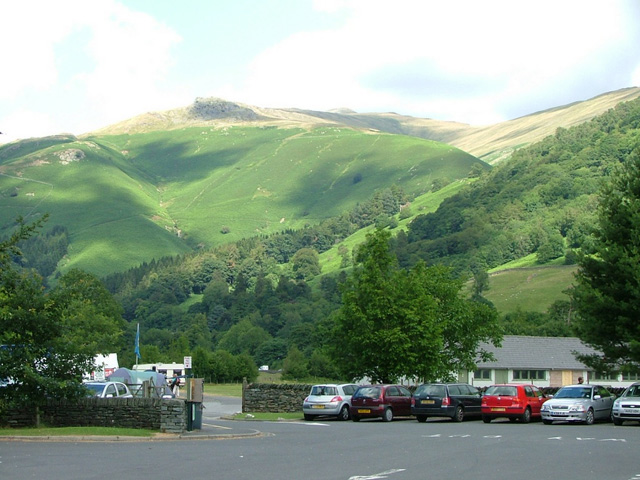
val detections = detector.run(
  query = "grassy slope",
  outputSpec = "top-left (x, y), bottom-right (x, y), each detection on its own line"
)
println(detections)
top-left (0, 139), bottom-right (190, 275)
top-left (484, 265), bottom-right (577, 314)
top-left (1, 126), bottom-right (480, 277)
top-left (99, 126), bottom-right (481, 249)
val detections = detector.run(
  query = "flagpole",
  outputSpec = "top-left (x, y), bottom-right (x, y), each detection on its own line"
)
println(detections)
top-left (134, 323), bottom-right (141, 366)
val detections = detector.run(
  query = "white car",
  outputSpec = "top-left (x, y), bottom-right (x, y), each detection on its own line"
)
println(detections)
top-left (303, 384), bottom-right (359, 421)
top-left (85, 381), bottom-right (133, 398)
top-left (611, 382), bottom-right (640, 425)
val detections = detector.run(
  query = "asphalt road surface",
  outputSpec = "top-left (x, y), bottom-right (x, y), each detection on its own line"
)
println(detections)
top-left (2, 414), bottom-right (639, 480)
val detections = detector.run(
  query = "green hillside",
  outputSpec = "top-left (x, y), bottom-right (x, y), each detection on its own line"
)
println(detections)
top-left (1, 126), bottom-right (482, 277)
top-left (484, 265), bottom-right (577, 314)
top-left (0, 139), bottom-right (190, 274)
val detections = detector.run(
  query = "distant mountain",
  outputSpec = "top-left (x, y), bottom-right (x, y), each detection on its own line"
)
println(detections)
top-left (1, 87), bottom-right (638, 279)
top-left (94, 87), bottom-right (640, 164)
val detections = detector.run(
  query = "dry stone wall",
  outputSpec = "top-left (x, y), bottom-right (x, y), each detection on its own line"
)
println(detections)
top-left (242, 383), bottom-right (312, 413)
top-left (1, 398), bottom-right (187, 433)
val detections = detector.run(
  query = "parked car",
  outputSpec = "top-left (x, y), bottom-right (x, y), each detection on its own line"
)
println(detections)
top-left (412, 383), bottom-right (482, 422)
top-left (303, 383), bottom-right (359, 421)
top-left (84, 381), bottom-right (133, 398)
top-left (350, 384), bottom-right (412, 422)
top-left (541, 384), bottom-right (615, 425)
top-left (611, 382), bottom-right (640, 425)
top-left (481, 384), bottom-right (548, 423)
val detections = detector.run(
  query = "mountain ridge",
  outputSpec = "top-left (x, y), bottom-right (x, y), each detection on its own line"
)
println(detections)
top-left (90, 87), bottom-right (640, 164)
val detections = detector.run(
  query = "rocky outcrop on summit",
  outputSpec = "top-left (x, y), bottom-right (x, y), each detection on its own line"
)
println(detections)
top-left (188, 97), bottom-right (260, 121)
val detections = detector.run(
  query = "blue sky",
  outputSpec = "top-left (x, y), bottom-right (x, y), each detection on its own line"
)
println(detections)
top-left (1, 0), bottom-right (639, 144)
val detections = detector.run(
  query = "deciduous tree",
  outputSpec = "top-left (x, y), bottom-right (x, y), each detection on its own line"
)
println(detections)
top-left (332, 228), bottom-right (501, 384)
top-left (0, 218), bottom-right (95, 412)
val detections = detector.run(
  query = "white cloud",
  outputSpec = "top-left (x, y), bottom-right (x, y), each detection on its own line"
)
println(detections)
top-left (0, 0), bottom-right (183, 139)
top-left (232, 0), bottom-right (639, 123)
top-left (0, 1), bottom-right (80, 99)
top-left (75, 2), bottom-right (183, 125)
top-left (0, 110), bottom-right (59, 143)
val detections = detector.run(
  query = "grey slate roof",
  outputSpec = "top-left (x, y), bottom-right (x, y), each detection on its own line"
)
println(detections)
top-left (476, 335), bottom-right (601, 370)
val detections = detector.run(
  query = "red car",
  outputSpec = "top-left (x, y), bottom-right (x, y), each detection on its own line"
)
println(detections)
top-left (481, 384), bottom-right (548, 423)
top-left (350, 385), bottom-right (413, 422)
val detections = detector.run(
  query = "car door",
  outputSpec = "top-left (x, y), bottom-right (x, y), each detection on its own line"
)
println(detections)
top-left (104, 383), bottom-right (117, 398)
top-left (594, 385), bottom-right (614, 419)
top-left (461, 384), bottom-right (482, 415)
top-left (396, 386), bottom-right (413, 416)
top-left (524, 386), bottom-right (544, 415)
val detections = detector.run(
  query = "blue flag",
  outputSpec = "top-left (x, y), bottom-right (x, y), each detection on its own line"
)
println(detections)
top-left (134, 323), bottom-right (141, 362)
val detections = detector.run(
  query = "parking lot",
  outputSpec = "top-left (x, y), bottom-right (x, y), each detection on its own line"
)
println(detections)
top-left (2, 413), bottom-right (639, 480)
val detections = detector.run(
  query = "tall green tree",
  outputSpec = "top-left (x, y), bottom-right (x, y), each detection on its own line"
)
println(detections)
top-left (49, 269), bottom-right (126, 355)
top-left (0, 218), bottom-right (95, 411)
top-left (332, 228), bottom-right (501, 384)
top-left (572, 151), bottom-right (640, 372)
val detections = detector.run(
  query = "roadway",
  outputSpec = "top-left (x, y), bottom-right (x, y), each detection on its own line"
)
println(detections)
top-left (1, 398), bottom-right (639, 480)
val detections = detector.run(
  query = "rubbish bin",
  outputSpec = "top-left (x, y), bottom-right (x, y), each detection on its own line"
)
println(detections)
top-left (186, 401), bottom-right (203, 431)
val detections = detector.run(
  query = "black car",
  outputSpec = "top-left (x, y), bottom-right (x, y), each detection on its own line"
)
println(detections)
top-left (411, 383), bottom-right (482, 422)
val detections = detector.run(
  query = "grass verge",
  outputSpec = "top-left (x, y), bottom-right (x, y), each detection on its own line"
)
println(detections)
top-left (231, 412), bottom-right (303, 421)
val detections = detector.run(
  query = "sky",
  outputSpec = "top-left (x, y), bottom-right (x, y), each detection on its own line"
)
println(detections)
top-left (1, 0), bottom-right (640, 144)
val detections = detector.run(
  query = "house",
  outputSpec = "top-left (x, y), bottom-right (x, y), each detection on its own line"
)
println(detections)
top-left (460, 335), bottom-right (637, 388)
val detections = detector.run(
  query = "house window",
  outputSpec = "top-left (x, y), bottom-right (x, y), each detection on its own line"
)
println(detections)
top-left (474, 369), bottom-right (491, 380)
top-left (592, 371), bottom-right (617, 381)
top-left (621, 372), bottom-right (640, 381)
top-left (513, 370), bottom-right (546, 381)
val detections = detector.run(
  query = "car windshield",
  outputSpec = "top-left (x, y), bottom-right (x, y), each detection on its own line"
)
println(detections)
top-left (85, 384), bottom-right (106, 395)
top-left (624, 385), bottom-right (640, 397)
top-left (485, 386), bottom-right (517, 396)
top-left (310, 386), bottom-right (337, 396)
top-left (555, 387), bottom-right (591, 399)
top-left (354, 387), bottom-right (381, 399)
top-left (416, 385), bottom-right (446, 397)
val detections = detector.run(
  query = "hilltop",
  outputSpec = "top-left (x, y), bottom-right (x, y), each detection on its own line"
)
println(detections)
top-left (93, 87), bottom-right (640, 164)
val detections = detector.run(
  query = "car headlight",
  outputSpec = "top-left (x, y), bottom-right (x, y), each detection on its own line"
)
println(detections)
top-left (568, 404), bottom-right (586, 412)
top-left (541, 404), bottom-right (549, 411)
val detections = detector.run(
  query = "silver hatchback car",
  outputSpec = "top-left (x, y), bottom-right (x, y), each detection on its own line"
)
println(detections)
top-left (611, 382), bottom-right (640, 425)
top-left (541, 384), bottom-right (614, 425)
top-left (303, 384), bottom-right (359, 421)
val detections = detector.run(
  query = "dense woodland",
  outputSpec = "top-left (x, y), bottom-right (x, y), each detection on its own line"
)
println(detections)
top-left (9, 97), bottom-right (640, 381)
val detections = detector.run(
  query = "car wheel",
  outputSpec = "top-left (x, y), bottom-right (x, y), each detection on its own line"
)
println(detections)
top-left (338, 405), bottom-right (350, 421)
top-left (382, 407), bottom-right (393, 422)
top-left (453, 406), bottom-right (464, 422)
top-left (584, 408), bottom-right (595, 425)
top-left (416, 415), bottom-right (428, 423)
top-left (482, 415), bottom-right (491, 423)
top-left (542, 419), bottom-right (553, 425)
top-left (520, 407), bottom-right (531, 423)
top-left (304, 414), bottom-right (314, 421)
top-left (351, 415), bottom-right (360, 422)
top-left (612, 414), bottom-right (623, 426)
